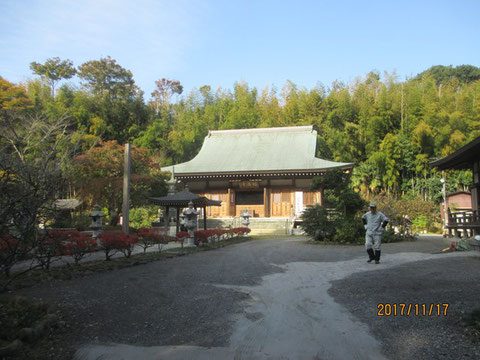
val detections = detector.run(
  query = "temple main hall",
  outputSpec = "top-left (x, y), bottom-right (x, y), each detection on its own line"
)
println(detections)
top-left (162, 125), bottom-right (353, 219)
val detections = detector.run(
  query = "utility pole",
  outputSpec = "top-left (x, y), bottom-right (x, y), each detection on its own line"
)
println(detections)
top-left (122, 143), bottom-right (131, 234)
top-left (441, 171), bottom-right (448, 234)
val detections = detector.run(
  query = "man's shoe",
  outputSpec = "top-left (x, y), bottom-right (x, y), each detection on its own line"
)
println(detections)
top-left (375, 260), bottom-right (380, 264)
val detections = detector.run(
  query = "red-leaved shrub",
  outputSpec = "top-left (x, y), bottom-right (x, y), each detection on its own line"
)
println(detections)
top-left (98, 231), bottom-right (139, 260)
top-left (36, 230), bottom-right (82, 269)
top-left (60, 235), bottom-right (97, 264)
top-left (233, 227), bottom-right (251, 236)
top-left (0, 233), bottom-right (25, 277)
top-left (136, 228), bottom-right (175, 253)
top-left (175, 232), bottom-right (190, 248)
top-left (194, 230), bottom-right (209, 245)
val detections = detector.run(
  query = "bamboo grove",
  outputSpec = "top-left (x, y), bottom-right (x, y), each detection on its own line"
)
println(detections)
top-left (2, 58), bottom-right (480, 203)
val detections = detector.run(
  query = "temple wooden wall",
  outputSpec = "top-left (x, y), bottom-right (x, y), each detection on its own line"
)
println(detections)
top-left (200, 190), bottom-right (229, 217)
top-left (198, 187), bottom-right (322, 218)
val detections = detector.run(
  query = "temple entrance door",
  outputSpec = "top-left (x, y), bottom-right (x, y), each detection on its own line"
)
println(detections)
top-left (295, 191), bottom-right (304, 216)
top-left (235, 191), bottom-right (264, 217)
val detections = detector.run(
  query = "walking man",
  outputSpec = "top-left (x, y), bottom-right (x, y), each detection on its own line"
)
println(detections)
top-left (362, 202), bottom-right (389, 264)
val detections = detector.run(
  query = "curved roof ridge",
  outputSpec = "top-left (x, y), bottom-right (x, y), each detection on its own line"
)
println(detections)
top-left (209, 125), bottom-right (313, 136)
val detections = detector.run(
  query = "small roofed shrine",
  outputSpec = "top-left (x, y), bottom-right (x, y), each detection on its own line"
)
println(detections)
top-left (162, 126), bottom-right (353, 218)
top-left (150, 187), bottom-right (221, 233)
top-left (430, 135), bottom-right (480, 236)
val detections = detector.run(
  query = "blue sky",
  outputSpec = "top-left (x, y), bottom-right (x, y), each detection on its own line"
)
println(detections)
top-left (1, 0), bottom-right (479, 99)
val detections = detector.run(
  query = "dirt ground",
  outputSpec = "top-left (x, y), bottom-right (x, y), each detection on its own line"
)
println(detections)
top-left (4, 235), bottom-right (480, 359)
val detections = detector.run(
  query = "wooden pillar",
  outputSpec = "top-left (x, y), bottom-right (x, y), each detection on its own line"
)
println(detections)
top-left (203, 206), bottom-right (207, 230)
top-left (164, 206), bottom-right (169, 232)
top-left (267, 180), bottom-right (271, 217)
top-left (290, 190), bottom-right (295, 217)
top-left (227, 188), bottom-right (231, 217)
top-left (263, 187), bottom-right (269, 217)
top-left (229, 188), bottom-right (236, 217)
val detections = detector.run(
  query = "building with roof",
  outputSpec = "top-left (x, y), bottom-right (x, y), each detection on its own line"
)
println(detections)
top-left (430, 135), bottom-right (480, 236)
top-left (439, 191), bottom-right (472, 223)
top-left (162, 126), bottom-right (353, 219)
top-left (430, 136), bottom-right (480, 212)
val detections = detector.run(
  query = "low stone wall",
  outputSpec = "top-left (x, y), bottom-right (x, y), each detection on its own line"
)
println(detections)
top-left (156, 217), bottom-right (300, 236)
top-left (201, 217), bottom-right (295, 235)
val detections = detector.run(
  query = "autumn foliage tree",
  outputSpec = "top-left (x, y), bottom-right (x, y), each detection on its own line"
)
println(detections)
top-left (70, 141), bottom-right (168, 225)
top-left (0, 77), bottom-right (32, 110)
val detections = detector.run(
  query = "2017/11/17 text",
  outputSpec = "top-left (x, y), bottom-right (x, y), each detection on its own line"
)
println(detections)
top-left (377, 303), bottom-right (449, 316)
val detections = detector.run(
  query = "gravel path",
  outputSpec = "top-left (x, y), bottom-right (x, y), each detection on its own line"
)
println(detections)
top-left (328, 252), bottom-right (480, 360)
top-left (8, 235), bottom-right (480, 359)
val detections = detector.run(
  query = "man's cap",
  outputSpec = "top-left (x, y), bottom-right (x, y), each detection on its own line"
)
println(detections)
top-left (369, 202), bottom-right (377, 208)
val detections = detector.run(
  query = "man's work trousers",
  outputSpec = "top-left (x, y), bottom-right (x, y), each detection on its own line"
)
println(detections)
top-left (365, 232), bottom-right (382, 251)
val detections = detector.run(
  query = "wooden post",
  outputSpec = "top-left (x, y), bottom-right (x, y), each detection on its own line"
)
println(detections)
top-left (229, 189), bottom-right (235, 217)
top-left (203, 206), bottom-right (207, 230)
top-left (122, 143), bottom-right (131, 234)
top-left (227, 188), bottom-right (231, 217)
top-left (164, 206), bottom-right (169, 233)
top-left (264, 187), bottom-right (269, 217)
top-left (441, 171), bottom-right (448, 232)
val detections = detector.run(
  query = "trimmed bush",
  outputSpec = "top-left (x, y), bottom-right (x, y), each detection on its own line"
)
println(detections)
top-left (60, 235), bottom-right (97, 264)
top-left (175, 232), bottom-right (189, 248)
top-left (136, 228), bottom-right (175, 253)
top-left (382, 228), bottom-right (406, 243)
top-left (300, 205), bottom-right (336, 241)
top-left (98, 231), bottom-right (139, 260)
top-left (332, 218), bottom-right (365, 244)
top-left (35, 230), bottom-right (82, 269)
top-left (181, 228), bottom-right (250, 247)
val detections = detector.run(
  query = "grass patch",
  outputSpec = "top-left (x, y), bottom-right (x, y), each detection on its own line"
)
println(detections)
top-left (0, 297), bottom-right (49, 347)
top-left (1, 236), bottom-right (253, 291)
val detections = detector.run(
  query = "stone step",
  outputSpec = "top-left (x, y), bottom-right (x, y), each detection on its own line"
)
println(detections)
top-left (202, 217), bottom-right (294, 229)
top-left (162, 217), bottom-right (302, 236)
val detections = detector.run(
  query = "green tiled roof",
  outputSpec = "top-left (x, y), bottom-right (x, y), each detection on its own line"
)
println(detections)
top-left (162, 126), bottom-right (353, 175)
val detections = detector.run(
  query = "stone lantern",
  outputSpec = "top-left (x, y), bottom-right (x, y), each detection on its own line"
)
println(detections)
top-left (89, 204), bottom-right (105, 238)
top-left (179, 212), bottom-right (187, 232)
top-left (167, 171), bottom-right (178, 225)
top-left (241, 208), bottom-right (252, 228)
top-left (183, 201), bottom-right (199, 247)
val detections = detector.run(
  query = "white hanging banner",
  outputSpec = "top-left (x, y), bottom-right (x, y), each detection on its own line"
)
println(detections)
top-left (295, 191), bottom-right (304, 216)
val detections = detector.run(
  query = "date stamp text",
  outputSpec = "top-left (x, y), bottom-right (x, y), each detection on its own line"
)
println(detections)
top-left (377, 303), bottom-right (449, 316)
